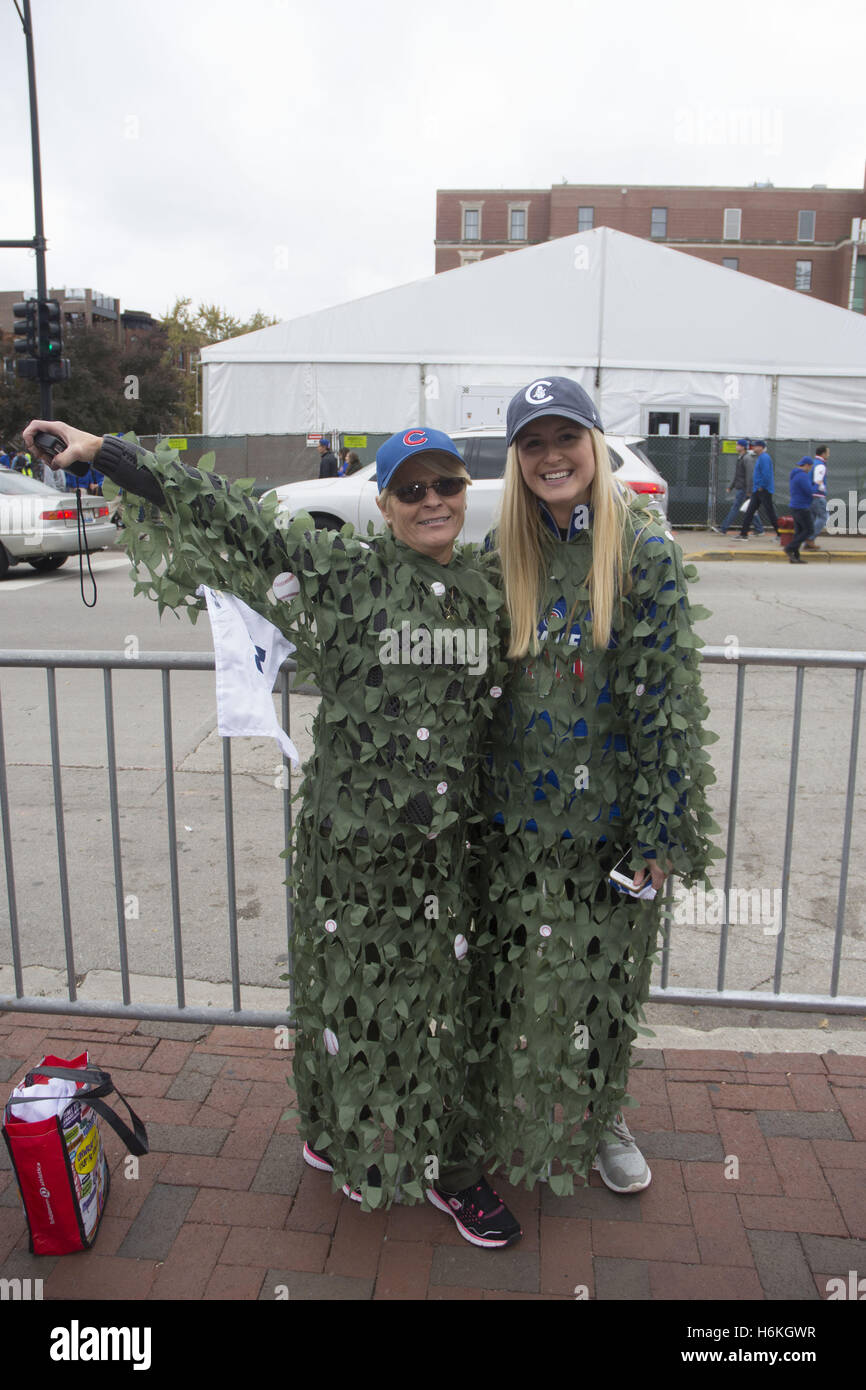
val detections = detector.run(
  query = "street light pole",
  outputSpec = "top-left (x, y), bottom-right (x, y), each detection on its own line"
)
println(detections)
top-left (2, 0), bottom-right (52, 417)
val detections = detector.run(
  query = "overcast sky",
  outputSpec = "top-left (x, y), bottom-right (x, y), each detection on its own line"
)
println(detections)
top-left (2, 0), bottom-right (865, 327)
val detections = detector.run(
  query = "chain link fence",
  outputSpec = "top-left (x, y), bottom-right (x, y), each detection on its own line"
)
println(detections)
top-left (135, 432), bottom-right (865, 531)
top-left (641, 436), bottom-right (866, 529)
top-left (138, 433), bottom-right (391, 496)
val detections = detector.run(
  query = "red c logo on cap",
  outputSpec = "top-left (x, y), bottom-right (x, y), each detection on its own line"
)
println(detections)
top-left (403, 430), bottom-right (428, 447)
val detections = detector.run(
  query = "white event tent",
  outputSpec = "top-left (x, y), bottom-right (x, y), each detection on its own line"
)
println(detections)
top-left (200, 227), bottom-right (866, 440)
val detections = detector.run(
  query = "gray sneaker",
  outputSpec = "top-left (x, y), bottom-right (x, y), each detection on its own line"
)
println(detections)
top-left (592, 1113), bottom-right (651, 1193)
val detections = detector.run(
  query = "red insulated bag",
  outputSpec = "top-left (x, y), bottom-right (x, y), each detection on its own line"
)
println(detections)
top-left (2, 1051), bottom-right (148, 1256)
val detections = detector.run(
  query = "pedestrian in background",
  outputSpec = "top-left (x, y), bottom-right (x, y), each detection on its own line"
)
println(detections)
top-left (716, 440), bottom-right (764, 536)
top-left (64, 464), bottom-right (93, 490)
top-left (344, 450), bottom-right (363, 476)
top-left (12, 450), bottom-right (34, 476)
top-left (337, 445), bottom-right (350, 476)
top-left (785, 456), bottom-right (817, 564)
top-left (738, 440), bottom-right (778, 539)
top-left (806, 445), bottom-right (829, 551)
top-left (40, 456), bottom-right (64, 489)
top-left (0, 444), bottom-right (11, 469)
top-left (317, 437), bottom-right (339, 479)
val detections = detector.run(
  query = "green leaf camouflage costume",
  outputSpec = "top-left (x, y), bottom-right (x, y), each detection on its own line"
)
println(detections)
top-left (98, 437), bottom-right (505, 1211)
top-left (470, 497), bottom-right (720, 1197)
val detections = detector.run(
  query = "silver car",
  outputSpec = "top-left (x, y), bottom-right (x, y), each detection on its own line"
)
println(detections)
top-left (0, 469), bottom-right (118, 578)
top-left (264, 428), bottom-right (667, 542)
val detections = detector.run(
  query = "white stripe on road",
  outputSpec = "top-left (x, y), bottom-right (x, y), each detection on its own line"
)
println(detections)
top-left (0, 554), bottom-right (130, 592)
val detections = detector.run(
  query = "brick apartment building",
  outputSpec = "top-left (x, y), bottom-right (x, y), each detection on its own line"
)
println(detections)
top-left (0, 286), bottom-right (124, 345)
top-left (0, 288), bottom-right (161, 353)
top-left (435, 176), bottom-right (866, 312)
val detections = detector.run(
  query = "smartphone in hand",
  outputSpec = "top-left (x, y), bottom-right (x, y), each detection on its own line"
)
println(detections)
top-left (607, 853), bottom-right (657, 901)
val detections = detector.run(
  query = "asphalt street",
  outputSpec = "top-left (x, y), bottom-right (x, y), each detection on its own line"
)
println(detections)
top-left (0, 535), bottom-right (864, 1036)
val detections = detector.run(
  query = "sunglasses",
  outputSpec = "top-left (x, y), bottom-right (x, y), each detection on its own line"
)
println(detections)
top-left (391, 477), bottom-right (467, 505)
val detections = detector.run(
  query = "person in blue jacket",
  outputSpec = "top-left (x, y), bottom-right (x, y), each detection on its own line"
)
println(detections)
top-left (786, 456), bottom-right (818, 564)
top-left (717, 440), bottom-right (764, 536)
top-left (738, 441), bottom-right (779, 539)
top-left (63, 464), bottom-right (104, 493)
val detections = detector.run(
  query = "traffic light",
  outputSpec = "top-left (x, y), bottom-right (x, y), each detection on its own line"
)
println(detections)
top-left (44, 356), bottom-right (70, 383)
top-left (37, 298), bottom-right (63, 358)
top-left (12, 300), bottom-right (38, 359)
top-left (11, 298), bottom-right (69, 383)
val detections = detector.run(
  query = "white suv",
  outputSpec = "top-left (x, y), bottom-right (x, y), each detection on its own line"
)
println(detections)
top-left (264, 428), bottom-right (667, 543)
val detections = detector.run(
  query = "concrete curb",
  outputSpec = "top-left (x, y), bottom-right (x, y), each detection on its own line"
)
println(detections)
top-left (683, 546), bottom-right (866, 563)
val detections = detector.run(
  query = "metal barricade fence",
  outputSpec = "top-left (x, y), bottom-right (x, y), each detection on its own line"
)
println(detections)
top-left (0, 647), bottom-right (864, 1027)
top-left (0, 651), bottom-right (299, 1030)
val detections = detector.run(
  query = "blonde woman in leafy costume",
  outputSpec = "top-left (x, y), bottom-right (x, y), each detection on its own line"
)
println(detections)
top-left (24, 418), bottom-right (521, 1249)
top-left (473, 379), bottom-right (719, 1197)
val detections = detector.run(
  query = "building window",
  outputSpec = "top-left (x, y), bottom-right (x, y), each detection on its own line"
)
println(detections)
top-left (651, 208), bottom-right (667, 238)
top-left (795, 260), bottom-right (812, 291)
top-left (723, 208), bottom-right (742, 240)
top-left (647, 410), bottom-right (680, 435)
top-left (722, 257), bottom-right (739, 270)
top-left (689, 412), bottom-right (720, 437)
top-left (509, 207), bottom-right (527, 240)
top-left (797, 210), bottom-right (816, 242)
top-left (853, 255), bottom-right (865, 314)
top-left (578, 206), bottom-right (594, 232)
top-left (463, 208), bottom-right (480, 241)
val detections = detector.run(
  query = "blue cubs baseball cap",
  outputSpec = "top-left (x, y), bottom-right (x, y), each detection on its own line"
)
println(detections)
top-left (506, 376), bottom-right (604, 447)
top-left (376, 427), bottom-right (465, 492)
top-left (737, 439), bottom-right (750, 447)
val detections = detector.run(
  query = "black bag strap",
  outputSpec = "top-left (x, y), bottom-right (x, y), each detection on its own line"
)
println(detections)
top-left (12, 1064), bottom-right (149, 1157)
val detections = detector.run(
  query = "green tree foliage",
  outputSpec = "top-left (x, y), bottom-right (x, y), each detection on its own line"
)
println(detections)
top-left (0, 367), bottom-right (38, 451)
top-left (0, 322), bottom-right (185, 442)
top-left (159, 299), bottom-right (278, 432)
top-left (0, 299), bottom-right (278, 444)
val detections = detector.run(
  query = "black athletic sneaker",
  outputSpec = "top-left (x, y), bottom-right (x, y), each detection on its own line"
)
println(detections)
top-left (342, 1165), bottom-right (382, 1203)
top-left (302, 1140), bottom-right (334, 1173)
top-left (427, 1177), bottom-right (522, 1248)
top-left (302, 1142), bottom-right (382, 1203)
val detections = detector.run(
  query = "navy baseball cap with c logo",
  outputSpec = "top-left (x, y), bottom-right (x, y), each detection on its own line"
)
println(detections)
top-left (506, 376), bottom-right (604, 447)
top-left (376, 428), bottom-right (465, 493)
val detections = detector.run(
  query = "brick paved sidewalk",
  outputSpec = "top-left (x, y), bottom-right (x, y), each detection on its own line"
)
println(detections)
top-left (1, 1010), bottom-right (863, 1301)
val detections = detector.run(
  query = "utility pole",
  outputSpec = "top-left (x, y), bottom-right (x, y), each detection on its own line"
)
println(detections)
top-left (1, 0), bottom-right (63, 417)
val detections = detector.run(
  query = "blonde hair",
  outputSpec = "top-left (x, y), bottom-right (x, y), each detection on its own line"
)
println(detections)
top-left (497, 427), bottom-right (637, 658)
top-left (378, 453), bottom-right (471, 521)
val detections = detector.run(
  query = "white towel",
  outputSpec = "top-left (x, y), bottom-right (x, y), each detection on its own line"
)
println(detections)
top-left (197, 586), bottom-right (300, 765)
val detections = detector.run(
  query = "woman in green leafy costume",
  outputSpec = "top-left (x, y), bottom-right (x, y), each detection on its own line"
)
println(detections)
top-left (471, 379), bottom-right (720, 1197)
top-left (24, 417), bottom-right (521, 1247)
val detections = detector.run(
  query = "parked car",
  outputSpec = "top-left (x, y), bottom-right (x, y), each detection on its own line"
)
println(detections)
top-left (262, 428), bottom-right (667, 543)
top-left (0, 470), bottom-right (118, 578)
